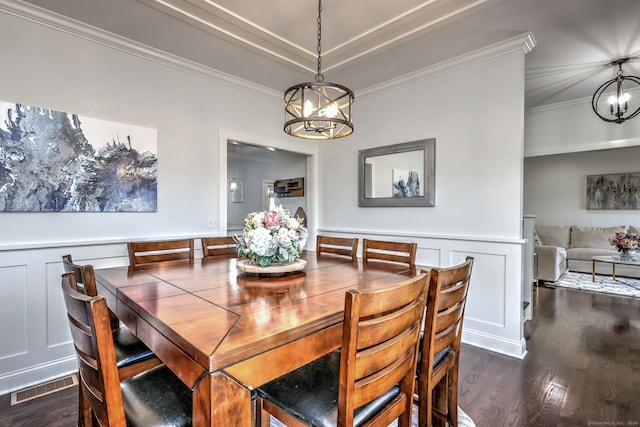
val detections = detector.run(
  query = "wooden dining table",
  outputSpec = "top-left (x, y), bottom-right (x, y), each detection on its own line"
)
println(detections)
top-left (94, 251), bottom-right (419, 426)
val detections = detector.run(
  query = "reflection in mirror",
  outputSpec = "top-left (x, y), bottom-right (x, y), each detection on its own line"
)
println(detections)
top-left (359, 139), bottom-right (435, 207)
top-left (364, 151), bottom-right (425, 198)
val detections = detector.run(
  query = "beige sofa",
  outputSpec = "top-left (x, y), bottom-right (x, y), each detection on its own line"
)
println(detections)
top-left (534, 225), bottom-right (640, 282)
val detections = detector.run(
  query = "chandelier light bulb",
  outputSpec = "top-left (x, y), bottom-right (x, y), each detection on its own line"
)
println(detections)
top-left (325, 102), bottom-right (339, 118)
top-left (303, 100), bottom-right (313, 117)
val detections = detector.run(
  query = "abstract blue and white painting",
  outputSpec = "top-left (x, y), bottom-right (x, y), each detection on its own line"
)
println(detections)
top-left (0, 101), bottom-right (157, 212)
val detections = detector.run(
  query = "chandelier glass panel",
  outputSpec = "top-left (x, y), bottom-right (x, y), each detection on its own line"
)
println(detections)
top-left (284, 0), bottom-right (354, 139)
top-left (592, 58), bottom-right (640, 124)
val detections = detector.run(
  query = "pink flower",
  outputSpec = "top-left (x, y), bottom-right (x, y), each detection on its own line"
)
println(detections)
top-left (264, 210), bottom-right (280, 228)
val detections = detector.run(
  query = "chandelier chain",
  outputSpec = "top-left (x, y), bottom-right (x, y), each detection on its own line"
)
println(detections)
top-left (315, 0), bottom-right (324, 82)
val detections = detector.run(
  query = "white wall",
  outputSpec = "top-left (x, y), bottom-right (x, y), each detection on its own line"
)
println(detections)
top-left (525, 98), bottom-right (640, 157)
top-left (318, 50), bottom-right (529, 359)
top-left (524, 146), bottom-right (640, 227)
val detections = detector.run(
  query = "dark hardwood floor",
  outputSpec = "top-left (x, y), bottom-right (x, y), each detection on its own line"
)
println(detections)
top-left (1, 286), bottom-right (639, 426)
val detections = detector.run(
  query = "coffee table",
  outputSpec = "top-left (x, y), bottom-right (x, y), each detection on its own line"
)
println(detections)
top-left (591, 255), bottom-right (640, 285)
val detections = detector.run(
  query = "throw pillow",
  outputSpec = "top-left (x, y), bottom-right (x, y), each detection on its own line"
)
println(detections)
top-left (533, 230), bottom-right (543, 246)
top-left (570, 225), bottom-right (626, 249)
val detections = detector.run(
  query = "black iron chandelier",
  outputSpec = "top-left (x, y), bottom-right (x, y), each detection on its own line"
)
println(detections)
top-left (284, 0), bottom-right (354, 139)
top-left (592, 58), bottom-right (640, 124)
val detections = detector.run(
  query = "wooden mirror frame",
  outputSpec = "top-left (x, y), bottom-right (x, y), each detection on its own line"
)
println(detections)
top-left (358, 138), bottom-right (435, 207)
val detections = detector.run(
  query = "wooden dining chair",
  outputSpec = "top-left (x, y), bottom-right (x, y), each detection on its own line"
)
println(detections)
top-left (362, 239), bottom-right (417, 267)
top-left (62, 255), bottom-right (160, 427)
top-left (62, 255), bottom-right (159, 376)
top-left (201, 236), bottom-right (237, 258)
top-left (127, 238), bottom-right (195, 270)
top-left (61, 272), bottom-right (192, 427)
top-left (256, 270), bottom-right (430, 427)
top-left (316, 235), bottom-right (359, 261)
top-left (416, 256), bottom-right (474, 427)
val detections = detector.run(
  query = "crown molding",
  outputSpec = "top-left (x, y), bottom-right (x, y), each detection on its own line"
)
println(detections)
top-left (1, 1), bottom-right (537, 103)
top-left (0, 0), bottom-right (280, 99)
top-left (357, 32), bottom-right (536, 100)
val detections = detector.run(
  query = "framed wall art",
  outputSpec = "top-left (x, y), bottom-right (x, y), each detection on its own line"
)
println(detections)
top-left (0, 101), bottom-right (157, 212)
top-left (586, 172), bottom-right (640, 210)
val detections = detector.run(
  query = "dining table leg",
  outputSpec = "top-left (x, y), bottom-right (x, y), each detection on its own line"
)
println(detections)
top-left (192, 371), bottom-right (253, 426)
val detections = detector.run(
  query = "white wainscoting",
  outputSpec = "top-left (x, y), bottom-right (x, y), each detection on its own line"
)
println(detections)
top-left (318, 229), bottom-right (528, 360)
top-left (0, 232), bottom-right (526, 395)
top-left (0, 243), bottom-right (132, 395)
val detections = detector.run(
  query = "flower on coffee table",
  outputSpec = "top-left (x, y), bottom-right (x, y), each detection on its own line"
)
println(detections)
top-left (609, 231), bottom-right (640, 254)
top-left (235, 206), bottom-right (308, 267)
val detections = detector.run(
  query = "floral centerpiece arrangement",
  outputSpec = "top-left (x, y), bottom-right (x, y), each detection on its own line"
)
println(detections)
top-left (609, 231), bottom-right (640, 258)
top-left (235, 206), bottom-right (308, 267)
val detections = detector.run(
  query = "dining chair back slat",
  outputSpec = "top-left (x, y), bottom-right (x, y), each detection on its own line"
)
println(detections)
top-left (128, 239), bottom-right (195, 270)
top-left (316, 235), bottom-right (359, 261)
top-left (362, 239), bottom-right (417, 267)
top-left (201, 236), bottom-right (237, 258)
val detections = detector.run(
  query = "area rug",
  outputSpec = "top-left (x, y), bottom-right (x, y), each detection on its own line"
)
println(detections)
top-left (548, 271), bottom-right (640, 298)
top-left (270, 406), bottom-right (476, 427)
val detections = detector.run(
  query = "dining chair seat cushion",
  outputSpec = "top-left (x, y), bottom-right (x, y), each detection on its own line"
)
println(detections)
top-left (113, 326), bottom-right (156, 368)
top-left (257, 350), bottom-right (401, 427)
top-left (416, 347), bottom-right (450, 377)
top-left (121, 365), bottom-right (192, 427)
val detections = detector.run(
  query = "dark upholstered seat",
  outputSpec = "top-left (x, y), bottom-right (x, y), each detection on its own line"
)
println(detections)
top-left (61, 272), bottom-right (192, 426)
top-left (258, 351), bottom-right (401, 427)
top-left (256, 271), bottom-right (430, 427)
top-left (121, 364), bottom-right (192, 427)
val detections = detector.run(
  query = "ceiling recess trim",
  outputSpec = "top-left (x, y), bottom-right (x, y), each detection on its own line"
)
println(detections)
top-left (358, 32), bottom-right (536, 99)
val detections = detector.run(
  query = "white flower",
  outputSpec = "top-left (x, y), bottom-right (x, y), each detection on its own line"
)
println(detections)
top-left (252, 212), bottom-right (265, 228)
top-left (287, 217), bottom-right (300, 229)
top-left (248, 227), bottom-right (275, 256)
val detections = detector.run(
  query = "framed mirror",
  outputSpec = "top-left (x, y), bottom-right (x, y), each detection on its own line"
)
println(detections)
top-left (358, 138), bottom-right (435, 207)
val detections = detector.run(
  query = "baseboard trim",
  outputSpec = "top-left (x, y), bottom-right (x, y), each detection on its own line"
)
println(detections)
top-left (0, 356), bottom-right (77, 396)
top-left (462, 329), bottom-right (527, 360)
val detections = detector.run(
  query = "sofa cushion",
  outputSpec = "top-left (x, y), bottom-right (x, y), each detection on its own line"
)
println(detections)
top-left (536, 225), bottom-right (571, 248)
top-left (629, 225), bottom-right (640, 235)
top-left (566, 247), bottom-right (618, 261)
top-left (570, 226), bottom-right (626, 250)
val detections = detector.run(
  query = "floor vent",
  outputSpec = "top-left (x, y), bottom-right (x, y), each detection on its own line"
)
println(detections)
top-left (10, 374), bottom-right (78, 406)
